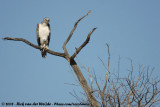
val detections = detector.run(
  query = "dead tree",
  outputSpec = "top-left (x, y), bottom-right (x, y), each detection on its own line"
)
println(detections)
top-left (79, 44), bottom-right (160, 107)
top-left (2, 11), bottom-right (100, 107)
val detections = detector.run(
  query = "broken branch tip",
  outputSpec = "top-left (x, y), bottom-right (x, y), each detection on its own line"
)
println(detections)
top-left (87, 10), bottom-right (92, 15)
top-left (2, 37), bottom-right (7, 40)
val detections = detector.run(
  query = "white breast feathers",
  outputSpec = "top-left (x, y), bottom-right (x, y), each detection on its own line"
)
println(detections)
top-left (39, 23), bottom-right (50, 44)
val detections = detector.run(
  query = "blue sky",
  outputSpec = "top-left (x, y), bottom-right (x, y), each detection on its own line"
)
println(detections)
top-left (0, 0), bottom-right (160, 106)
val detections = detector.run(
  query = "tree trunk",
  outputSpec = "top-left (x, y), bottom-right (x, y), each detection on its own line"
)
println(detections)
top-left (69, 59), bottom-right (99, 107)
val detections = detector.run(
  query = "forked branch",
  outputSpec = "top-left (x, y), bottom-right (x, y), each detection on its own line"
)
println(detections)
top-left (63, 10), bottom-right (91, 56)
top-left (71, 27), bottom-right (96, 59)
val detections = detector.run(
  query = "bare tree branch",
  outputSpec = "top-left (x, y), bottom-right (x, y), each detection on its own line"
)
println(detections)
top-left (3, 37), bottom-right (65, 58)
top-left (76, 57), bottom-right (94, 90)
top-left (71, 28), bottom-right (96, 59)
top-left (103, 43), bottom-right (110, 93)
top-left (110, 82), bottom-right (120, 107)
top-left (63, 10), bottom-right (91, 56)
top-left (3, 37), bottom-right (40, 49)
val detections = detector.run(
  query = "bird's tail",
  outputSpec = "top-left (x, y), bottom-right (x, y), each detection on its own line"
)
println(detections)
top-left (41, 51), bottom-right (47, 58)
top-left (41, 48), bottom-right (47, 58)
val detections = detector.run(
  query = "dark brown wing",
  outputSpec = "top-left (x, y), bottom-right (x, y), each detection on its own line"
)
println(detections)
top-left (47, 23), bottom-right (51, 46)
top-left (36, 24), bottom-right (40, 46)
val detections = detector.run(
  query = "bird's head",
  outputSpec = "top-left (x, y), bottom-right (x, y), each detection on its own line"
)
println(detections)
top-left (43, 18), bottom-right (50, 24)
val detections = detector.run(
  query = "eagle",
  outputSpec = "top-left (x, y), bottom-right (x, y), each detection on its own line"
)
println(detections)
top-left (36, 18), bottom-right (51, 58)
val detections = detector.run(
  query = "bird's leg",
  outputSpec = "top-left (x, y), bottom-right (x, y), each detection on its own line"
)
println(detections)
top-left (44, 41), bottom-right (49, 50)
top-left (45, 46), bottom-right (49, 50)
top-left (40, 44), bottom-right (46, 52)
top-left (40, 45), bottom-right (43, 52)
top-left (41, 41), bottom-right (49, 52)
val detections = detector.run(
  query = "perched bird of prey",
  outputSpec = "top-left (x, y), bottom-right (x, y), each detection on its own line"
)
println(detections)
top-left (36, 18), bottom-right (51, 58)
